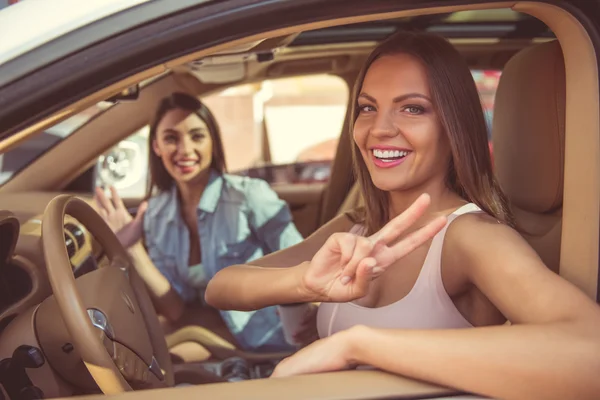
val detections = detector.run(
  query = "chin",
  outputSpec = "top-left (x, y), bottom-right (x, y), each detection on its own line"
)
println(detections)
top-left (370, 176), bottom-right (408, 193)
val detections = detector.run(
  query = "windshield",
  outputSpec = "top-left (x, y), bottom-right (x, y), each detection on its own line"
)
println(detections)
top-left (0, 103), bottom-right (111, 185)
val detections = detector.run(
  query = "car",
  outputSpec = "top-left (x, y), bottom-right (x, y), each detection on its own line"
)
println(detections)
top-left (0, 0), bottom-right (598, 399)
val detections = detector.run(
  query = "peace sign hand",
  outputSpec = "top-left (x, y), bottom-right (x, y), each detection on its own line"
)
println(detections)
top-left (300, 194), bottom-right (447, 303)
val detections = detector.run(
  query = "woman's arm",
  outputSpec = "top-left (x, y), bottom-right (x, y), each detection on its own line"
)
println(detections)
top-left (207, 194), bottom-right (447, 312)
top-left (273, 214), bottom-right (600, 400)
top-left (94, 187), bottom-right (185, 321)
top-left (205, 213), bottom-right (354, 310)
top-left (245, 179), bottom-right (304, 252)
top-left (128, 243), bottom-right (185, 322)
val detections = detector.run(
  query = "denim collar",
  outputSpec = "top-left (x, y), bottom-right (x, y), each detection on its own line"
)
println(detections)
top-left (151, 169), bottom-right (224, 221)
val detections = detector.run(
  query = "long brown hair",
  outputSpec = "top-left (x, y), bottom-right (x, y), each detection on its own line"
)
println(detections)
top-left (350, 31), bottom-right (514, 234)
top-left (148, 92), bottom-right (227, 194)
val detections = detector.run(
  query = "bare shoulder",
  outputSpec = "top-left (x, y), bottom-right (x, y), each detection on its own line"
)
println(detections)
top-left (443, 211), bottom-right (538, 271)
top-left (446, 212), bottom-right (522, 245)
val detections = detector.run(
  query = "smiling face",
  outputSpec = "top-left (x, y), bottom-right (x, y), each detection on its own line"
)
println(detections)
top-left (353, 53), bottom-right (451, 193)
top-left (152, 108), bottom-right (213, 186)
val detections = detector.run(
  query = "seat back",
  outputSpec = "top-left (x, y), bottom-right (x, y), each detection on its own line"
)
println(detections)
top-left (492, 40), bottom-right (566, 273)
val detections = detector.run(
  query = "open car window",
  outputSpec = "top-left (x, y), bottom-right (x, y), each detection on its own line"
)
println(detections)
top-left (0, 103), bottom-right (112, 185)
top-left (203, 74), bottom-right (349, 185)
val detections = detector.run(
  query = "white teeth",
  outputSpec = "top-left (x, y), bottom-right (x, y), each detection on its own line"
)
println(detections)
top-left (372, 149), bottom-right (409, 159)
top-left (176, 160), bottom-right (198, 167)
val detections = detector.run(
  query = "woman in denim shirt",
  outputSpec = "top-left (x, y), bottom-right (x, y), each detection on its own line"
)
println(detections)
top-left (95, 92), bottom-right (303, 352)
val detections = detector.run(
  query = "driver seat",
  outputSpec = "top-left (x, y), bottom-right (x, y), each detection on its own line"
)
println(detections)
top-left (163, 305), bottom-right (291, 364)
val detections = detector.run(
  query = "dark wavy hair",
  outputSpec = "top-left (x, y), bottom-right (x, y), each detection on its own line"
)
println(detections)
top-left (148, 92), bottom-right (227, 193)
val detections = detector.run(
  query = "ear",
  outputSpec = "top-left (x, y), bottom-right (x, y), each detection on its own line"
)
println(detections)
top-left (151, 139), bottom-right (161, 157)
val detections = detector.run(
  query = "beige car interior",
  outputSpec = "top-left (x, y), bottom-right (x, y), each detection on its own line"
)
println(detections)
top-left (0, 1), bottom-right (596, 399)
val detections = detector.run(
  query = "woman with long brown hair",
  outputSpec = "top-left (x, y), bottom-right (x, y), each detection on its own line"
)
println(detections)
top-left (206, 32), bottom-right (600, 399)
top-left (95, 92), bottom-right (303, 352)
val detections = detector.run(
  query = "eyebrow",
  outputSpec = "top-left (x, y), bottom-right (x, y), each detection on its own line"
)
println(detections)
top-left (161, 127), bottom-right (206, 135)
top-left (358, 92), bottom-right (432, 103)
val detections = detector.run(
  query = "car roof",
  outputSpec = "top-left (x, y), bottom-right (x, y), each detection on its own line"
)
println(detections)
top-left (0, 0), bottom-right (155, 66)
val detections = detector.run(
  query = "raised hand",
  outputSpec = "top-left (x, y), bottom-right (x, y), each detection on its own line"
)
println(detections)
top-left (300, 193), bottom-right (447, 303)
top-left (94, 186), bottom-right (147, 249)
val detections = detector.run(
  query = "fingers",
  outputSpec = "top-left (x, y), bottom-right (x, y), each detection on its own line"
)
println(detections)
top-left (369, 193), bottom-right (431, 245)
top-left (109, 186), bottom-right (126, 211)
top-left (328, 233), bottom-right (356, 269)
top-left (349, 257), bottom-right (377, 296)
top-left (386, 215), bottom-right (448, 263)
top-left (94, 186), bottom-right (115, 214)
top-left (340, 237), bottom-right (375, 284)
top-left (97, 207), bottom-right (108, 221)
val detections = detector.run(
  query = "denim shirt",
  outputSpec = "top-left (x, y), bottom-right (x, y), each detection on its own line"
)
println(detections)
top-left (143, 170), bottom-right (303, 352)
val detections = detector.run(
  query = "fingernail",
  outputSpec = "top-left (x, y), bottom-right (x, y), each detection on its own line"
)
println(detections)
top-left (372, 267), bottom-right (383, 274)
top-left (340, 276), bottom-right (351, 285)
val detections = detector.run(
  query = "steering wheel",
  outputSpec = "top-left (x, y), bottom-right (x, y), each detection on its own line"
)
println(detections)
top-left (41, 195), bottom-right (174, 394)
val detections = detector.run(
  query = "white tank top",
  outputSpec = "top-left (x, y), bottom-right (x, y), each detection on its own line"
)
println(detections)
top-left (317, 203), bottom-right (482, 338)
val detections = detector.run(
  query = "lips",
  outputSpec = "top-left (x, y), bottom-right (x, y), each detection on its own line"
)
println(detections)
top-left (174, 159), bottom-right (199, 174)
top-left (370, 147), bottom-right (412, 169)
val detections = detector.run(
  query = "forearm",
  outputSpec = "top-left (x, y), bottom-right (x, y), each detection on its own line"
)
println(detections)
top-left (344, 322), bottom-right (600, 400)
top-left (205, 262), bottom-right (314, 311)
top-left (128, 243), bottom-right (184, 321)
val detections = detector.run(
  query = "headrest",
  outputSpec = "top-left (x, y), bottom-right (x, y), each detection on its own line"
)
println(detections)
top-left (492, 40), bottom-right (566, 214)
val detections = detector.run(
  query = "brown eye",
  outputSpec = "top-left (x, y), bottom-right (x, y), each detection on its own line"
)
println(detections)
top-left (191, 132), bottom-right (205, 142)
top-left (163, 134), bottom-right (178, 144)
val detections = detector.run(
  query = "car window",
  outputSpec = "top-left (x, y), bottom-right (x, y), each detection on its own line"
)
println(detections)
top-left (0, 103), bottom-right (112, 185)
top-left (471, 69), bottom-right (501, 140)
top-left (202, 74), bottom-right (349, 185)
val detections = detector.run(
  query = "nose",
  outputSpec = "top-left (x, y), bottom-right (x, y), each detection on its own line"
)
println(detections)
top-left (370, 110), bottom-right (398, 138)
top-left (177, 134), bottom-right (195, 155)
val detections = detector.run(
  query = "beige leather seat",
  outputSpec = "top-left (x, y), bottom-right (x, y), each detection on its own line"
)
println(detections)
top-left (492, 40), bottom-right (566, 274)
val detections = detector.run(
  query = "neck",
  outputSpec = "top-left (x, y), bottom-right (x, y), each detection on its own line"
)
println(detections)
top-left (177, 172), bottom-right (210, 211)
top-left (387, 176), bottom-right (465, 224)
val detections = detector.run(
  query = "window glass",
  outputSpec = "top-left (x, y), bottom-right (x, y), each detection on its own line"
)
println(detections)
top-left (471, 69), bottom-right (501, 140)
top-left (202, 74), bottom-right (349, 185)
top-left (0, 103), bottom-right (112, 185)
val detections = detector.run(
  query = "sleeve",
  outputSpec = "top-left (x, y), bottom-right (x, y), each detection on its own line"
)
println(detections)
top-left (245, 178), bottom-right (303, 253)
